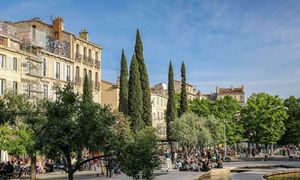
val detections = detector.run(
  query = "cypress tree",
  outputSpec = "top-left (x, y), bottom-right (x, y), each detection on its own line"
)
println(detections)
top-left (134, 29), bottom-right (152, 126)
top-left (118, 49), bottom-right (129, 115)
top-left (82, 73), bottom-right (93, 103)
top-left (179, 62), bottom-right (188, 116)
top-left (128, 54), bottom-right (144, 131)
top-left (166, 61), bottom-right (176, 141)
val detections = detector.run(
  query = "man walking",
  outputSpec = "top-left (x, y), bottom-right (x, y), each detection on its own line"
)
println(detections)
top-left (165, 149), bottom-right (172, 171)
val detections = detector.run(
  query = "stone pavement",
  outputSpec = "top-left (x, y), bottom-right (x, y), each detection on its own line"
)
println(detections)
top-left (18, 161), bottom-right (300, 180)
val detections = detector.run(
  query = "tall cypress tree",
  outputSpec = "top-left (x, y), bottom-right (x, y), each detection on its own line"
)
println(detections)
top-left (134, 29), bottom-right (152, 126)
top-left (118, 49), bottom-right (128, 115)
top-left (128, 54), bottom-right (144, 131)
top-left (179, 62), bottom-right (188, 116)
top-left (82, 73), bottom-right (93, 103)
top-left (166, 61), bottom-right (176, 141)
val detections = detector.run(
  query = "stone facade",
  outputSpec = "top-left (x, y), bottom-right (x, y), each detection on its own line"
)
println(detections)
top-left (216, 85), bottom-right (245, 106)
top-left (151, 83), bottom-right (167, 140)
top-left (174, 80), bottom-right (198, 101)
top-left (0, 17), bottom-right (102, 103)
top-left (100, 80), bottom-right (119, 110)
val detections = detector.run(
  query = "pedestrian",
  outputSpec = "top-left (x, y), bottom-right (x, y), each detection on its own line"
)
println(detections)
top-left (207, 150), bottom-right (211, 161)
top-left (173, 151), bottom-right (178, 163)
top-left (106, 157), bottom-right (112, 178)
top-left (164, 149), bottom-right (172, 171)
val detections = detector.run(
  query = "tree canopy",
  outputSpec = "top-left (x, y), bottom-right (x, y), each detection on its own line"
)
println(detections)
top-left (240, 93), bottom-right (287, 144)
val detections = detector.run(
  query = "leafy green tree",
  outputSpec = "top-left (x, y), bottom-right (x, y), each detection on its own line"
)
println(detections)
top-left (189, 98), bottom-right (212, 117)
top-left (279, 96), bottom-right (300, 145)
top-left (241, 93), bottom-right (288, 145)
top-left (166, 61), bottom-right (176, 141)
top-left (171, 113), bottom-right (212, 160)
top-left (0, 92), bottom-right (47, 180)
top-left (134, 29), bottom-right (152, 126)
top-left (0, 123), bottom-right (32, 155)
top-left (213, 96), bottom-right (243, 145)
top-left (204, 115), bottom-right (223, 150)
top-left (179, 62), bottom-right (187, 116)
top-left (128, 54), bottom-right (144, 131)
top-left (118, 48), bottom-right (129, 115)
top-left (119, 127), bottom-right (160, 180)
top-left (43, 83), bottom-right (115, 180)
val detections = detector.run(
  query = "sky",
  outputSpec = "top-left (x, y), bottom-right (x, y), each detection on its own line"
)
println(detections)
top-left (1, 0), bottom-right (300, 98)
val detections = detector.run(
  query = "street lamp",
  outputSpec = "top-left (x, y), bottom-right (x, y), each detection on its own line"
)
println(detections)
top-left (223, 119), bottom-right (227, 159)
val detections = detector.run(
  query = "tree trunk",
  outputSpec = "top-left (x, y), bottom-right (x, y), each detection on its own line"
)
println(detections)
top-left (30, 154), bottom-right (37, 180)
top-left (66, 155), bottom-right (74, 180)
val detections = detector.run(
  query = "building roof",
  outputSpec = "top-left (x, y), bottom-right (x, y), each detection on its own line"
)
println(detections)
top-left (101, 80), bottom-right (119, 88)
top-left (12, 18), bottom-right (103, 49)
top-left (217, 86), bottom-right (244, 94)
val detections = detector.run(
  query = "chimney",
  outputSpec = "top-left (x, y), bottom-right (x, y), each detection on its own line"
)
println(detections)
top-left (53, 17), bottom-right (64, 40)
top-left (79, 29), bottom-right (88, 41)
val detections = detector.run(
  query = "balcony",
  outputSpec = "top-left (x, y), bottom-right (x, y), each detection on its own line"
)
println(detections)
top-left (94, 59), bottom-right (100, 69)
top-left (75, 76), bottom-right (82, 85)
top-left (75, 52), bottom-right (82, 62)
top-left (95, 81), bottom-right (100, 90)
top-left (83, 55), bottom-right (88, 64)
top-left (88, 57), bottom-right (94, 66)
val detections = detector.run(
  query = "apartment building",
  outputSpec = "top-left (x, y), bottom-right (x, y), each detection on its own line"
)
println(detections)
top-left (216, 86), bottom-right (245, 106)
top-left (151, 83), bottom-right (167, 140)
top-left (0, 17), bottom-right (102, 103)
top-left (174, 80), bottom-right (198, 101)
top-left (101, 80), bottom-right (119, 110)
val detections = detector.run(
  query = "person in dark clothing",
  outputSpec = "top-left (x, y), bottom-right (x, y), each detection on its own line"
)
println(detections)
top-left (5, 161), bottom-right (15, 178)
top-left (106, 158), bottom-right (112, 178)
top-left (207, 151), bottom-right (211, 160)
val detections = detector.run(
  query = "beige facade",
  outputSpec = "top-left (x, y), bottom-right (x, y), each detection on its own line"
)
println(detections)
top-left (100, 80), bottom-right (119, 110)
top-left (174, 80), bottom-right (198, 101)
top-left (216, 86), bottom-right (245, 105)
top-left (151, 83), bottom-right (167, 140)
top-left (0, 17), bottom-right (102, 103)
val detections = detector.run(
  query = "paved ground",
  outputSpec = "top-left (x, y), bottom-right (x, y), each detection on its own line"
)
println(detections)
top-left (18, 161), bottom-right (300, 180)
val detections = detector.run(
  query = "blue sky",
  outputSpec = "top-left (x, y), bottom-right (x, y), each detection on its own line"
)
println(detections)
top-left (1, 0), bottom-right (300, 98)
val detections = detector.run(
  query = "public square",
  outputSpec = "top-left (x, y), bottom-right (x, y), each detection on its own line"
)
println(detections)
top-left (1, 1), bottom-right (300, 180)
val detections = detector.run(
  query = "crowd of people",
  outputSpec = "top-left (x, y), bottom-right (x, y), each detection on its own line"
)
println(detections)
top-left (0, 160), bottom-right (31, 179)
top-left (162, 147), bottom-right (224, 173)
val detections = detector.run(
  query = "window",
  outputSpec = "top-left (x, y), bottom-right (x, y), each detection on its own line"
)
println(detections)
top-left (83, 68), bottom-right (87, 78)
top-left (32, 25), bottom-right (36, 39)
top-left (88, 70), bottom-right (92, 81)
top-left (89, 49), bottom-right (92, 57)
top-left (42, 58), bottom-right (46, 76)
top-left (55, 62), bottom-right (60, 79)
top-left (156, 97), bottom-right (159, 106)
top-left (83, 47), bottom-right (87, 57)
top-left (95, 52), bottom-right (98, 60)
top-left (76, 44), bottom-right (79, 53)
top-left (95, 72), bottom-right (98, 83)
top-left (0, 54), bottom-right (5, 68)
top-left (76, 66), bottom-right (80, 80)
top-left (66, 65), bottom-right (71, 82)
top-left (25, 61), bottom-right (30, 73)
top-left (25, 84), bottom-right (31, 99)
top-left (0, 79), bottom-right (5, 95)
top-left (13, 57), bottom-right (17, 71)
top-left (13, 81), bottom-right (18, 94)
top-left (41, 84), bottom-right (48, 99)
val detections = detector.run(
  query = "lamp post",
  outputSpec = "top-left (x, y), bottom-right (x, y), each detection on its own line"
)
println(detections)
top-left (224, 119), bottom-right (227, 159)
